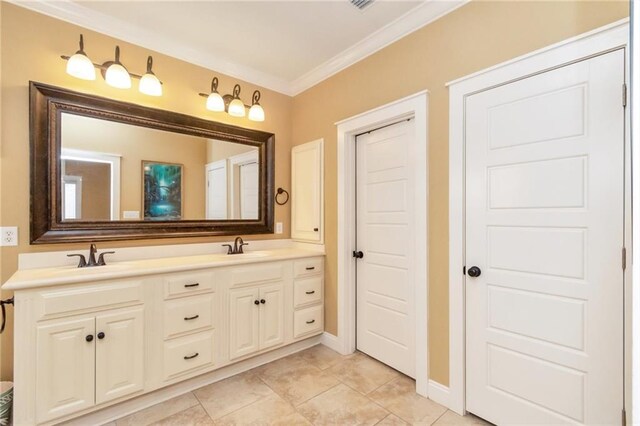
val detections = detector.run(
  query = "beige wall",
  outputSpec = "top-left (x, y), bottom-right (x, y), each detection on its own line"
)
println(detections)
top-left (63, 114), bottom-right (208, 219)
top-left (63, 160), bottom-right (112, 221)
top-left (0, 3), bottom-right (293, 380)
top-left (291, 0), bottom-right (629, 385)
top-left (207, 139), bottom-right (257, 164)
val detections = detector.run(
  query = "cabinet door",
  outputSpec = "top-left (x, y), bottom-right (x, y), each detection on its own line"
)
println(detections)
top-left (291, 139), bottom-right (324, 243)
top-left (259, 283), bottom-right (284, 350)
top-left (95, 307), bottom-right (144, 404)
top-left (229, 287), bottom-right (260, 360)
top-left (36, 317), bottom-right (95, 423)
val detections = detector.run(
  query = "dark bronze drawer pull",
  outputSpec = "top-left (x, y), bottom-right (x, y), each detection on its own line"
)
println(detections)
top-left (184, 314), bottom-right (200, 321)
top-left (305, 290), bottom-right (316, 295)
top-left (306, 319), bottom-right (316, 324)
top-left (184, 283), bottom-right (200, 288)
top-left (305, 266), bottom-right (315, 271)
top-left (184, 352), bottom-right (199, 360)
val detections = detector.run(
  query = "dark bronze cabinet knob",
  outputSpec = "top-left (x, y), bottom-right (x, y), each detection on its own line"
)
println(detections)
top-left (260, 299), bottom-right (266, 304)
top-left (97, 332), bottom-right (105, 339)
top-left (467, 266), bottom-right (482, 277)
top-left (254, 300), bottom-right (260, 305)
top-left (85, 334), bottom-right (94, 342)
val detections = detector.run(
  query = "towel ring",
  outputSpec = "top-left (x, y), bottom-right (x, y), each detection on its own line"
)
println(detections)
top-left (275, 187), bottom-right (289, 205)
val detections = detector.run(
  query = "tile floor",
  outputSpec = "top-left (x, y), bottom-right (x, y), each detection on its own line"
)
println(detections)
top-left (111, 345), bottom-right (491, 426)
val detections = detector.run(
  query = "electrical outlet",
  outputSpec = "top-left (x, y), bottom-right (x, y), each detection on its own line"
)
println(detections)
top-left (0, 227), bottom-right (18, 247)
top-left (275, 222), bottom-right (283, 234)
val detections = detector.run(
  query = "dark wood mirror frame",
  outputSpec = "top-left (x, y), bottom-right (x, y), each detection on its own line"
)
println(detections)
top-left (30, 82), bottom-right (275, 244)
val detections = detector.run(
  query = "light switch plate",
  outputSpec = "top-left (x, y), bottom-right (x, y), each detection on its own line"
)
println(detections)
top-left (275, 222), bottom-right (283, 234)
top-left (0, 227), bottom-right (18, 246)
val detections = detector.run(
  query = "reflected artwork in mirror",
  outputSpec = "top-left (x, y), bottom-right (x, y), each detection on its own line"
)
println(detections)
top-left (30, 82), bottom-right (274, 244)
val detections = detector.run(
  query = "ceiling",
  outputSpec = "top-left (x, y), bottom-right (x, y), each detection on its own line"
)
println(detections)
top-left (11, 0), bottom-right (466, 95)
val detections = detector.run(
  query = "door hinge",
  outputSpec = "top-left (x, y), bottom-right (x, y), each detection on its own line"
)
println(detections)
top-left (623, 83), bottom-right (627, 107)
top-left (622, 408), bottom-right (627, 426)
top-left (622, 247), bottom-right (627, 271)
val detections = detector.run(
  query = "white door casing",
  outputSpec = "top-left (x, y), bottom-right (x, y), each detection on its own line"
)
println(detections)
top-left (356, 120), bottom-right (416, 378)
top-left (336, 91), bottom-right (428, 396)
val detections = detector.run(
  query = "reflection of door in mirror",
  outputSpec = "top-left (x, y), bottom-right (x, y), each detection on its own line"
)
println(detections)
top-left (60, 149), bottom-right (121, 221)
top-left (205, 140), bottom-right (259, 220)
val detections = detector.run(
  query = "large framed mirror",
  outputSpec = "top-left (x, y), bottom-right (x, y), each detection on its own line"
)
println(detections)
top-left (30, 82), bottom-right (275, 244)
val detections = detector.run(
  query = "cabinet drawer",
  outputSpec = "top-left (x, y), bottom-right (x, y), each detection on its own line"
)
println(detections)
top-left (230, 262), bottom-right (285, 287)
top-left (163, 330), bottom-right (214, 380)
top-left (164, 271), bottom-right (214, 299)
top-left (293, 276), bottom-right (323, 308)
top-left (35, 280), bottom-right (143, 320)
top-left (293, 257), bottom-right (323, 278)
top-left (293, 305), bottom-right (323, 338)
top-left (164, 294), bottom-right (215, 339)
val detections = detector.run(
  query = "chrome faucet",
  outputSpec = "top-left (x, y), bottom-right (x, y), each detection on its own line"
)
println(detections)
top-left (222, 237), bottom-right (249, 255)
top-left (67, 244), bottom-right (116, 268)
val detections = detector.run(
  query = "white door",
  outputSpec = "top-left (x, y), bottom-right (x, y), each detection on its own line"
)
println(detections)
top-left (206, 160), bottom-right (227, 219)
top-left (36, 317), bottom-right (95, 423)
top-left (465, 50), bottom-right (625, 424)
top-left (95, 307), bottom-right (144, 404)
top-left (291, 139), bottom-right (324, 243)
top-left (229, 287), bottom-right (260, 360)
top-left (240, 162), bottom-right (259, 219)
top-left (259, 283), bottom-right (284, 350)
top-left (356, 119), bottom-right (416, 378)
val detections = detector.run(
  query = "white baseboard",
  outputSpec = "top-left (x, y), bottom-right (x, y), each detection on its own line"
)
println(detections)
top-left (320, 331), bottom-right (346, 354)
top-left (428, 380), bottom-right (451, 409)
top-left (65, 336), bottom-right (322, 426)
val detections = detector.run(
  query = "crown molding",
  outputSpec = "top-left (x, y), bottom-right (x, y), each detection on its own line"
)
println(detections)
top-left (290, 0), bottom-right (469, 95)
top-left (6, 0), bottom-right (294, 95)
top-left (8, 0), bottom-right (468, 97)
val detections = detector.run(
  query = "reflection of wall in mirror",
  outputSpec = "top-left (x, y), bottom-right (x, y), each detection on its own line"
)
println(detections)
top-left (61, 114), bottom-right (207, 220)
top-left (62, 160), bottom-right (111, 221)
top-left (206, 140), bottom-right (259, 220)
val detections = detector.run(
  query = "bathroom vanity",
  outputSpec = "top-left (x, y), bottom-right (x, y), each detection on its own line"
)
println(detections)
top-left (3, 247), bottom-right (324, 425)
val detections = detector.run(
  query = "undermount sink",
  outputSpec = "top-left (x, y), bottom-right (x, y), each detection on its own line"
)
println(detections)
top-left (225, 251), bottom-right (270, 259)
top-left (28, 263), bottom-right (131, 279)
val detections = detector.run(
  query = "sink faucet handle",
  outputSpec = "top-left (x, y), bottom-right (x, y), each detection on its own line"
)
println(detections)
top-left (222, 244), bottom-right (233, 255)
top-left (238, 241), bottom-right (249, 254)
top-left (67, 254), bottom-right (87, 268)
top-left (97, 251), bottom-right (116, 266)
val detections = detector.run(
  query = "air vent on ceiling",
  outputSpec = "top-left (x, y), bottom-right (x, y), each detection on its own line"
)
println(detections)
top-left (350, 0), bottom-right (375, 11)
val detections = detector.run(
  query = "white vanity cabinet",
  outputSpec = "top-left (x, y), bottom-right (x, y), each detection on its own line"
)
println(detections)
top-left (25, 280), bottom-right (145, 424)
top-left (6, 250), bottom-right (324, 425)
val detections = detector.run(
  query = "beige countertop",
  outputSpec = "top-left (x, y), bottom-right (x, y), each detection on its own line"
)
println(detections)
top-left (3, 248), bottom-right (324, 291)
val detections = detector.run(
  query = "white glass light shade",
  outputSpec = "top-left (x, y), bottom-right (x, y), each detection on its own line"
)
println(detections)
top-left (248, 104), bottom-right (265, 122)
top-left (105, 63), bottom-right (131, 89)
top-left (66, 53), bottom-right (96, 80)
top-left (206, 92), bottom-right (225, 111)
top-left (228, 98), bottom-right (246, 117)
top-left (139, 73), bottom-right (162, 96)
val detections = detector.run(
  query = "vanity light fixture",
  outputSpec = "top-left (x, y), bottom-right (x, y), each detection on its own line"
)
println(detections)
top-left (200, 77), bottom-right (265, 122)
top-left (65, 35), bottom-right (96, 81)
top-left (139, 56), bottom-right (163, 96)
top-left (62, 34), bottom-right (163, 96)
top-left (103, 46), bottom-right (132, 89)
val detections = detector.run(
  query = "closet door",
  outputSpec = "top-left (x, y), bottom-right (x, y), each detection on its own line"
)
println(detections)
top-left (291, 139), bottom-right (324, 243)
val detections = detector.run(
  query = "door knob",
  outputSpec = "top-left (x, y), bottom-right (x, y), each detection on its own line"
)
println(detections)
top-left (353, 250), bottom-right (364, 259)
top-left (467, 266), bottom-right (481, 277)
